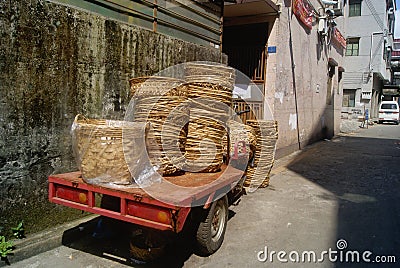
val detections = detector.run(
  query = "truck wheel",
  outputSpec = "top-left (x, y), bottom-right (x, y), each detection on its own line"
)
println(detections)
top-left (195, 196), bottom-right (228, 256)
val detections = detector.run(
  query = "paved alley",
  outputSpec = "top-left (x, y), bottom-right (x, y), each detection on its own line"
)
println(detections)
top-left (9, 124), bottom-right (400, 268)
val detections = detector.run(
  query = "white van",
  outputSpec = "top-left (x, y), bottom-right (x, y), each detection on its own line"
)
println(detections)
top-left (378, 101), bottom-right (399, 125)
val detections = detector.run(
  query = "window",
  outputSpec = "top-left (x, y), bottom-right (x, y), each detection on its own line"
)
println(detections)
top-left (346, 38), bottom-right (359, 56)
top-left (381, 104), bottom-right (398, 110)
top-left (343, 89), bottom-right (356, 107)
top-left (349, 0), bottom-right (361, 17)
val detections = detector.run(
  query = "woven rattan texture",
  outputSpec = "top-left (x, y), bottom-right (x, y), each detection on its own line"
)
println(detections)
top-left (184, 63), bottom-right (235, 172)
top-left (130, 77), bottom-right (189, 175)
top-left (244, 120), bottom-right (278, 188)
top-left (72, 115), bottom-right (146, 185)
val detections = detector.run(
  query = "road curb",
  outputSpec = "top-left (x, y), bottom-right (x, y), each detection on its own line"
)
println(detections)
top-left (1, 215), bottom-right (98, 266)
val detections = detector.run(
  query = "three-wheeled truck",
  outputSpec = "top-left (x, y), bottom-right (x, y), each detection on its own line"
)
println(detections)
top-left (48, 162), bottom-right (245, 259)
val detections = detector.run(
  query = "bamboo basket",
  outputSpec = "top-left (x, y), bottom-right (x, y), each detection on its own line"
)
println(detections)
top-left (244, 120), bottom-right (278, 188)
top-left (129, 76), bottom-right (188, 97)
top-left (129, 229), bottom-right (166, 262)
top-left (227, 120), bottom-right (257, 161)
top-left (130, 77), bottom-right (189, 175)
top-left (184, 63), bottom-right (235, 172)
top-left (71, 114), bottom-right (148, 185)
top-left (184, 62), bottom-right (236, 89)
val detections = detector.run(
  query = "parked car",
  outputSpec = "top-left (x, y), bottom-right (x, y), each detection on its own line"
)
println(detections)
top-left (378, 101), bottom-right (399, 125)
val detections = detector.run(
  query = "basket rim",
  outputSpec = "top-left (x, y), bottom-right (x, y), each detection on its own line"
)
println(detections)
top-left (129, 76), bottom-right (186, 84)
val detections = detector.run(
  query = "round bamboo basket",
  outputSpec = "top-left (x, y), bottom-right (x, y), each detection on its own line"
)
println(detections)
top-left (227, 120), bottom-right (257, 161)
top-left (184, 113), bottom-right (226, 172)
top-left (129, 238), bottom-right (165, 262)
top-left (130, 77), bottom-right (189, 175)
top-left (243, 120), bottom-right (278, 188)
top-left (184, 63), bottom-right (235, 172)
top-left (72, 114), bottom-right (147, 185)
top-left (184, 62), bottom-right (236, 89)
top-left (129, 76), bottom-right (188, 97)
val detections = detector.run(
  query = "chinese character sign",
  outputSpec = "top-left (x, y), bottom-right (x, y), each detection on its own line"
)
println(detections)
top-left (292, 0), bottom-right (314, 30)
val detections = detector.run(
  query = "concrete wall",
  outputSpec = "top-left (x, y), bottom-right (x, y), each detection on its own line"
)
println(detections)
top-left (0, 0), bottom-right (223, 234)
top-left (266, 0), bottom-right (344, 157)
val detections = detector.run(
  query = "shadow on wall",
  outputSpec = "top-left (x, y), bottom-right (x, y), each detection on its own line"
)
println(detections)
top-left (286, 135), bottom-right (400, 267)
top-left (275, 63), bottom-right (339, 159)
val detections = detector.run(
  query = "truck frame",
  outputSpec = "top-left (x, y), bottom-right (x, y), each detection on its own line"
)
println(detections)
top-left (48, 164), bottom-right (244, 257)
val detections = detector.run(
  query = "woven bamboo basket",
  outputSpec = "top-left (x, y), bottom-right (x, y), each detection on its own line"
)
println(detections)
top-left (129, 76), bottom-right (188, 97)
top-left (130, 77), bottom-right (189, 175)
top-left (184, 114), bottom-right (226, 172)
top-left (129, 231), bottom-right (165, 262)
top-left (227, 120), bottom-right (257, 161)
top-left (184, 63), bottom-right (235, 172)
top-left (244, 120), bottom-right (278, 188)
top-left (184, 62), bottom-right (236, 89)
top-left (72, 114), bottom-right (147, 185)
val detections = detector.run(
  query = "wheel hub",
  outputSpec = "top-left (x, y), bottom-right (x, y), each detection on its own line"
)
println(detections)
top-left (211, 203), bottom-right (226, 242)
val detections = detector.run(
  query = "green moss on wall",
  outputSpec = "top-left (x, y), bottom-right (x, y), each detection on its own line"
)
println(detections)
top-left (0, 0), bottom-right (223, 235)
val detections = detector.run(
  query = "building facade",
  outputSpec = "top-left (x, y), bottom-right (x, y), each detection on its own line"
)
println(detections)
top-left (223, 0), bottom-right (346, 157)
top-left (384, 38), bottom-right (400, 101)
top-left (341, 0), bottom-right (396, 120)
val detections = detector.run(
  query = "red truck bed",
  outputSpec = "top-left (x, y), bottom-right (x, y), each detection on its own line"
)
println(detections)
top-left (48, 165), bottom-right (242, 233)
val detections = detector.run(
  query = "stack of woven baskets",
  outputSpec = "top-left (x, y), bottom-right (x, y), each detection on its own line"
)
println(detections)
top-left (71, 114), bottom-right (148, 185)
top-left (129, 76), bottom-right (189, 176)
top-left (184, 62), bottom-right (236, 172)
top-left (227, 120), bottom-right (257, 161)
top-left (244, 120), bottom-right (278, 188)
top-left (72, 63), bottom-right (279, 188)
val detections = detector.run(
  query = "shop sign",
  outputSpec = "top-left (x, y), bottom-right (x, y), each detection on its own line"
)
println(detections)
top-left (292, 0), bottom-right (314, 30)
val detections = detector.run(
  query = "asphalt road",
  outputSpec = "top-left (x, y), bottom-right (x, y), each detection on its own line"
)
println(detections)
top-left (9, 123), bottom-right (400, 268)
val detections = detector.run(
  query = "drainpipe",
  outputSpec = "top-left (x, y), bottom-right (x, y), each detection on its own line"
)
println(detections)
top-left (287, 7), bottom-right (301, 150)
top-left (369, 32), bottom-right (384, 73)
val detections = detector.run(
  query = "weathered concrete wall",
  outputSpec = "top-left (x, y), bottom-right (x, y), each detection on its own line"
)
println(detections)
top-left (0, 0), bottom-right (223, 234)
top-left (266, 1), bottom-right (344, 157)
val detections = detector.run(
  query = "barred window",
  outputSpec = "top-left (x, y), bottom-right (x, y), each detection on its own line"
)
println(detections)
top-left (349, 0), bottom-right (362, 17)
top-left (346, 38), bottom-right (360, 56)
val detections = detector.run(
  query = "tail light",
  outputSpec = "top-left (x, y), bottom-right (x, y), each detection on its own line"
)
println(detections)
top-left (56, 185), bottom-right (88, 204)
top-left (127, 202), bottom-right (172, 225)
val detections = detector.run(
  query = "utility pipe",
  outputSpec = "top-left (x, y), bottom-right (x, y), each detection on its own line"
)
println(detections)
top-left (287, 7), bottom-right (301, 150)
top-left (369, 32), bottom-right (384, 73)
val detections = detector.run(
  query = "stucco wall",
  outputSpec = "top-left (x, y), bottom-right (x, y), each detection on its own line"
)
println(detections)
top-left (266, 1), bottom-right (344, 157)
top-left (343, 0), bottom-right (391, 79)
top-left (0, 0), bottom-right (223, 234)
top-left (341, 0), bottom-right (390, 119)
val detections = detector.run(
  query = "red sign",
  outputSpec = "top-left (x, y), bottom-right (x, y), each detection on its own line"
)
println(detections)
top-left (333, 27), bottom-right (346, 48)
top-left (292, 0), bottom-right (314, 30)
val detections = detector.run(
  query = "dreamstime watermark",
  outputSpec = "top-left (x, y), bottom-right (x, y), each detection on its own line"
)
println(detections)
top-left (257, 239), bottom-right (397, 264)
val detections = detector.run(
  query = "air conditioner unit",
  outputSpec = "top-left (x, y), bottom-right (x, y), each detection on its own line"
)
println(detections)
top-left (318, 17), bottom-right (328, 36)
top-left (322, 0), bottom-right (343, 17)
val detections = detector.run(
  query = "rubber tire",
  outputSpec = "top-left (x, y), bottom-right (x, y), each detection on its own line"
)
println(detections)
top-left (195, 196), bottom-right (228, 256)
top-left (378, 120), bottom-right (383, 124)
